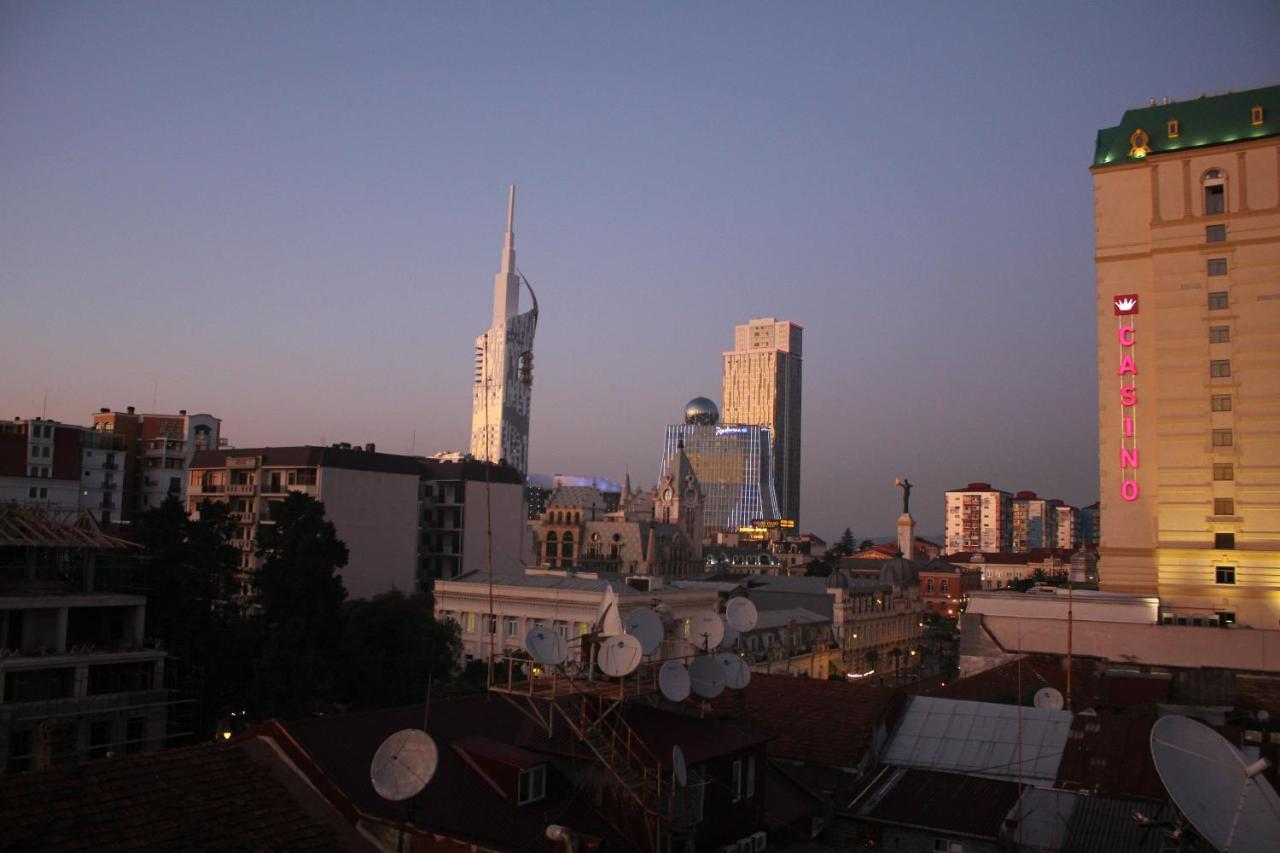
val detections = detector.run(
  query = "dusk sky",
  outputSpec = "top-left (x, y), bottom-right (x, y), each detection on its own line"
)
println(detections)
top-left (3, 2), bottom-right (1277, 541)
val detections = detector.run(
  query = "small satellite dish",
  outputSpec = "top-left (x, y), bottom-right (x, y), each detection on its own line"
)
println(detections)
top-left (1151, 714), bottom-right (1280, 853)
top-left (672, 745), bottom-right (688, 787)
top-left (525, 626), bottom-right (567, 666)
top-left (715, 651), bottom-right (751, 690)
top-left (1033, 687), bottom-right (1064, 710)
top-left (659, 660), bottom-right (691, 702)
top-left (625, 607), bottom-right (663, 656)
top-left (689, 654), bottom-right (726, 699)
top-left (370, 729), bottom-right (438, 802)
top-left (597, 633), bottom-right (643, 677)
top-left (725, 598), bottom-right (759, 632)
top-left (718, 616), bottom-right (738, 649)
top-left (690, 612), bottom-right (725, 651)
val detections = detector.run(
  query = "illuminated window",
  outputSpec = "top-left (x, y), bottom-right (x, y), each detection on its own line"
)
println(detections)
top-left (1212, 429), bottom-right (1233, 447)
top-left (1215, 566), bottom-right (1235, 585)
top-left (1203, 170), bottom-right (1225, 215)
top-left (1210, 326), bottom-right (1230, 343)
top-left (1209, 291), bottom-right (1229, 310)
top-left (926, 579), bottom-right (934, 594)
top-left (1215, 532), bottom-right (1235, 549)
top-left (1213, 464), bottom-right (1234, 481)
top-left (1207, 258), bottom-right (1227, 276)
top-left (1214, 498), bottom-right (1235, 516)
top-left (1251, 105), bottom-right (1264, 126)
top-left (1206, 224), bottom-right (1226, 242)
top-left (1167, 118), bottom-right (1180, 138)
top-left (1210, 360), bottom-right (1231, 378)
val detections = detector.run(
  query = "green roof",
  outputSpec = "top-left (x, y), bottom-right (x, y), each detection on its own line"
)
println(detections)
top-left (1092, 84), bottom-right (1280, 168)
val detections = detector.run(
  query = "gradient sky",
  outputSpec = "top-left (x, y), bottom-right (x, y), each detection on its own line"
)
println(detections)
top-left (3, 2), bottom-right (1278, 541)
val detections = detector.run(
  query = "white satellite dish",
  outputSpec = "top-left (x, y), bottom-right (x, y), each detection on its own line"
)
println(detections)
top-left (715, 651), bottom-right (751, 690)
top-left (689, 654), bottom-right (726, 699)
top-left (597, 633), bottom-right (644, 677)
top-left (725, 598), bottom-right (759, 632)
top-left (1033, 687), bottom-right (1064, 710)
top-left (370, 729), bottom-right (438, 802)
top-left (625, 607), bottom-right (664, 656)
top-left (525, 626), bottom-right (567, 666)
top-left (659, 660), bottom-right (691, 702)
top-left (1151, 714), bottom-right (1280, 853)
top-left (672, 744), bottom-right (688, 787)
top-left (690, 611), bottom-right (725, 651)
top-left (718, 616), bottom-right (738, 649)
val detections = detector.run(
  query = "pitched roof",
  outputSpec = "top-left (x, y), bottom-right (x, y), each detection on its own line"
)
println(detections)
top-left (0, 738), bottom-right (366, 851)
top-left (931, 656), bottom-right (1170, 712)
top-left (706, 673), bottom-right (906, 769)
top-left (857, 766), bottom-right (1022, 841)
top-left (1056, 713), bottom-right (1167, 802)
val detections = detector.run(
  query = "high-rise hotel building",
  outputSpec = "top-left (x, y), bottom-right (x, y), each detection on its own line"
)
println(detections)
top-left (722, 318), bottom-right (803, 526)
top-left (1092, 85), bottom-right (1280, 627)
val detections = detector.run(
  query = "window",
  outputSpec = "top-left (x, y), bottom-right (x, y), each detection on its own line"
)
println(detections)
top-left (504, 616), bottom-right (518, 637)
top-left (39, 488), bottom-right (46, 499)
top-left (1214, 498), bottom-right (1235, 516)
top-left (1167, 118), bottom-right (1180, 138)
top-left (28, 487), bottom-right (36, 499)
top-left (1210, 360), bottom-right (1231, 378)
top-left (1210, 326), bottom-right (1230, 343)
top-left (732, 759), bottom-right (744, 802)
top-left (1215, 532), bottom-right (1235, 549)
top-left (1203, 170), bottom-right (1225, 215)
top-left (940, 579), bottom-right (950, 595)
top-left (30, 446), bottom-right (39, 458)
top-left (125, 717), bottom-right (146, 754)
top-left (461, 612), bottom-right (476, 633)
top-left (1213, 464), bottom-right (1234, 481)
top-left (1207, 258), bottom-right (1228, 276)
top-left (746, 755), bottom-right (757, 798)
top-left (926, 579), bottom-right (934, 594)
top-left (1209, 291), bottom-right (1228, 310)
top-left (1218, 611), bottom-right (1236, 626)
top-left (1215, 566), bottom-right (1236, 585)
top-left (1212, 395), bottom-right (1232, 412)
top-left (1212, 429), bottom-right (1233, 447)
top-left (518, 765), bottom-right (546, 804)
top-left (1206, 224), bottom-right (1226, 242)
top-left (1251, 105), bottom-right (1265, 126)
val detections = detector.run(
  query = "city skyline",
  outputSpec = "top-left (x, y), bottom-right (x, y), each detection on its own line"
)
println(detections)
top-left (3, 3), bottom-right (1278, 541)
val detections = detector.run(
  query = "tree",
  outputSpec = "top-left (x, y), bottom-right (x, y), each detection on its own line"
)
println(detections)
top-left (336, 591), bottom-right (461, 710)
top-left (252, 493), bottom-right (349, 719)
top-left (833, 528), bottom-right (857, 557)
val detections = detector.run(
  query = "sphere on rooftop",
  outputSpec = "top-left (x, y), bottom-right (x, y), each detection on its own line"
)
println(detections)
top-left (683, 397), bottom-right (720, 425)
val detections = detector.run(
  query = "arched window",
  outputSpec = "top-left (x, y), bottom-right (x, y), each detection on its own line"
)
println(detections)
top-left (926, 579), bottom-right (935, 595)
top-left (941, 579), bottom-right (950, 596)
top-left (545, 531), bottom-right (557, 558)
top-left (561, 531), bottom-right (574, 559)
top-left (1203, 169), bottom-right (1226, 215)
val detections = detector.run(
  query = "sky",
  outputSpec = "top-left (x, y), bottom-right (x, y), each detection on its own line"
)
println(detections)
top-left (2, 2), bottom-right (1278, 542)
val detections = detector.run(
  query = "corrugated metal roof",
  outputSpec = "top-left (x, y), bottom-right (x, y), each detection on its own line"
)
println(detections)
top-left (884, 696), bottom-right (1071, 785)
top-left (1060, 795), bottom-right (1178, 853)
top-left (750, 607), bottom-right (829, 631)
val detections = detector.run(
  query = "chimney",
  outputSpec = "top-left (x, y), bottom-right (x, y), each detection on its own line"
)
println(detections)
top-left (99, 407), bottom-right (110, 413)
top-left (179, 409), bottom-right (187, 415)
top-left (365, 443), bottom-right (375, 453)
top-left (126, 406), bottom-right (135, 415)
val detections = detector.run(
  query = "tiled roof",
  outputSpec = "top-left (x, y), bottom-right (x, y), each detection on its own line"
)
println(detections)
top-left (931, 656), bottom-right (1170, 712)
top-left (857, 766), bottom-right (1021, 840)
top-left (0, 739), bottom-right (362, 851)
top-left (706, 673), bottom-right (906, 769)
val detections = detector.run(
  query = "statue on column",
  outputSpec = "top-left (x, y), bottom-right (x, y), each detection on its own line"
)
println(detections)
top-left (895, 477), bottom-right (913, 515)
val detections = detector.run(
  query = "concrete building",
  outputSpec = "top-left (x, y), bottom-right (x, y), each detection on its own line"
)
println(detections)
top-left (188, 446), bottom-right (526, 599)
top-left (944, 549), bottom-right (1076, 591)
top-left (0, 419), bottom-right (125, 526)
top-left (470, 186), bottom-right (539, 475)
top-left (1010, 491), bottom-right (1057, 552)
top-left (0, 507), bottom-right (167, 772)
top-left (944, 483), bottom-right (1013, 554)
top-left (1053, 502), bottom-right (1080, 550)
top-left (1091, 84), bottom-right (1280, 627)
top-left (722, 318), bottom-right (803, 526)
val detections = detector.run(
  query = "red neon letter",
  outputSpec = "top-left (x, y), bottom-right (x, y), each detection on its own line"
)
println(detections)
top-left (1118, 354), bottom-right (1138, 376)
top-left (1121, 480), bottom-right (1139, 501)
top-left (1124, 416), bottom-right (1134, 437)
top-left (1118, 326), bottom-right (1136, 347)
top-left (1121, 447), bottom-right (1139, 468)
top-left (1120, 386), bottom-right (1137, 406)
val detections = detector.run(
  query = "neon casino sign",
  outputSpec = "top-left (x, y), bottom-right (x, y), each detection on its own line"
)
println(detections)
top-left (1114, 294), bottom-right (1139, 501)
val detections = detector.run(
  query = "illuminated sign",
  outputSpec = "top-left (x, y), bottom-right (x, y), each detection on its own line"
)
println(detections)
top-left (715, 426), bottom-right (750, 436)
top-left (1116, 295), bottom-right (1139, 502)
top-left (747, 519), bottom-right (795, 529)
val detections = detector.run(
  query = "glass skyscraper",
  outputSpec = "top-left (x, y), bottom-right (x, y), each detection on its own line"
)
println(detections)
top-left (659, 420), bottom-right (780, 534)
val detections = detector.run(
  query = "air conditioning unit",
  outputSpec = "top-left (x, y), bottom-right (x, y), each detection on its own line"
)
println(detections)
top-left (751, 831), bottom-right (767, 851)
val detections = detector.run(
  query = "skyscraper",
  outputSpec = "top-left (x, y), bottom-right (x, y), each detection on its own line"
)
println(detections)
top-left (1091, 85), bottom-right (1279, 627)
top-left (470, 186), bottom-right (539, 474)
top-left (722, 317), bottom-right (802, 525)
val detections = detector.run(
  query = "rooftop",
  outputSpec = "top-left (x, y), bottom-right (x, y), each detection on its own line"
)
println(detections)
top-left (857, 766), bottom-right (1022, 841)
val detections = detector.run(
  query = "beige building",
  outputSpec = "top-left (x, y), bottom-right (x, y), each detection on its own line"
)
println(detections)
top-left (944, 483), bottom-right (1013, 554)
top-left (722, 318), bottom-right (803, 526)
top-left (1092, 85), bottom-right (1280, 628)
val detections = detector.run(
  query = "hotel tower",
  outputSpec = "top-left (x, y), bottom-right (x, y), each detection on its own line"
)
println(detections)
top-left (470, 186), bottom-right (539, 474)
top-left (1091, 85), bottom-right (1280, 627)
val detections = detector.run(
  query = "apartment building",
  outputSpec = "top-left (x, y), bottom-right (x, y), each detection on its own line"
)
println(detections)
top-left (0, 418), bottom-right (127, 526)
top-left (944, 483), bottom-right (1013, 554)
top-left (1010, 492), bottom-right (1058, 552)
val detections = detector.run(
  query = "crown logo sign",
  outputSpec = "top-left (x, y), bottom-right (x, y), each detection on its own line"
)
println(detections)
top-left (1113, 294), bottom-right (1139, 315)
top-left (1115, 297), bottom-right (1137, 312)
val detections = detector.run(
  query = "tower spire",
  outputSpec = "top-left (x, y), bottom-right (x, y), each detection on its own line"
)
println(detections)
top-left (492, 183), bottom-right (520, 326)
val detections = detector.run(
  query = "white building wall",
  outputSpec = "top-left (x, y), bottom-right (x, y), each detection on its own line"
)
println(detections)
top-left (316, 467), bottom-right (421, 600)
top-left (460, 479), bottom-right (528, 576)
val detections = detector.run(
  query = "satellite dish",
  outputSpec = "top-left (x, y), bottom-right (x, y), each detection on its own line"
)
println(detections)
top-left (689, 655), bottom-right (726, 699)
top-left (659, 660), bottom-right (691, 702)
top-left (1151, 714), bottom-right (1280, 853)
top-left (715, 651), bottom-right (751, 690)
top-left (718, 616), bottom-right (738, 649)
top-left (597, 633), bottom-right (644, 677)
top-left (370, 729), bottom-right (438, 802)
top-left (525, 626), bottom-right (567, 666)
top-left (690, 612), bottom-right (725, 651)
top-left (725, 598), bottom-right (759, 632)
top-left (1033, 687), bottom-right (1064, 710)
top-left (625, 607), bottom-right (663, 656)
top-left (672, 745), bottom-right (688, 787)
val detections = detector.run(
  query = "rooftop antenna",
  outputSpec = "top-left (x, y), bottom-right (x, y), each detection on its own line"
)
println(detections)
top-left (40, 387), bottom-right (48, 420)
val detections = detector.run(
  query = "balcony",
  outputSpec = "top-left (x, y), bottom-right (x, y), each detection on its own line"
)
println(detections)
top-left (228, 511), bottom-right (256, 524)
top-left (260, 481), bottom-right (289, 495)
top-left (228, 483), bottom-right (257, 496)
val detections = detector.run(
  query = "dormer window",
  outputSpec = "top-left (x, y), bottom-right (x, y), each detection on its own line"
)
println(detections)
top-left (1251, 105), bottom-right (1264, 127)
top-left (518, 765), bottom-right (546, 804)
top-left (1167, 119), bottom-right (1180, 138)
